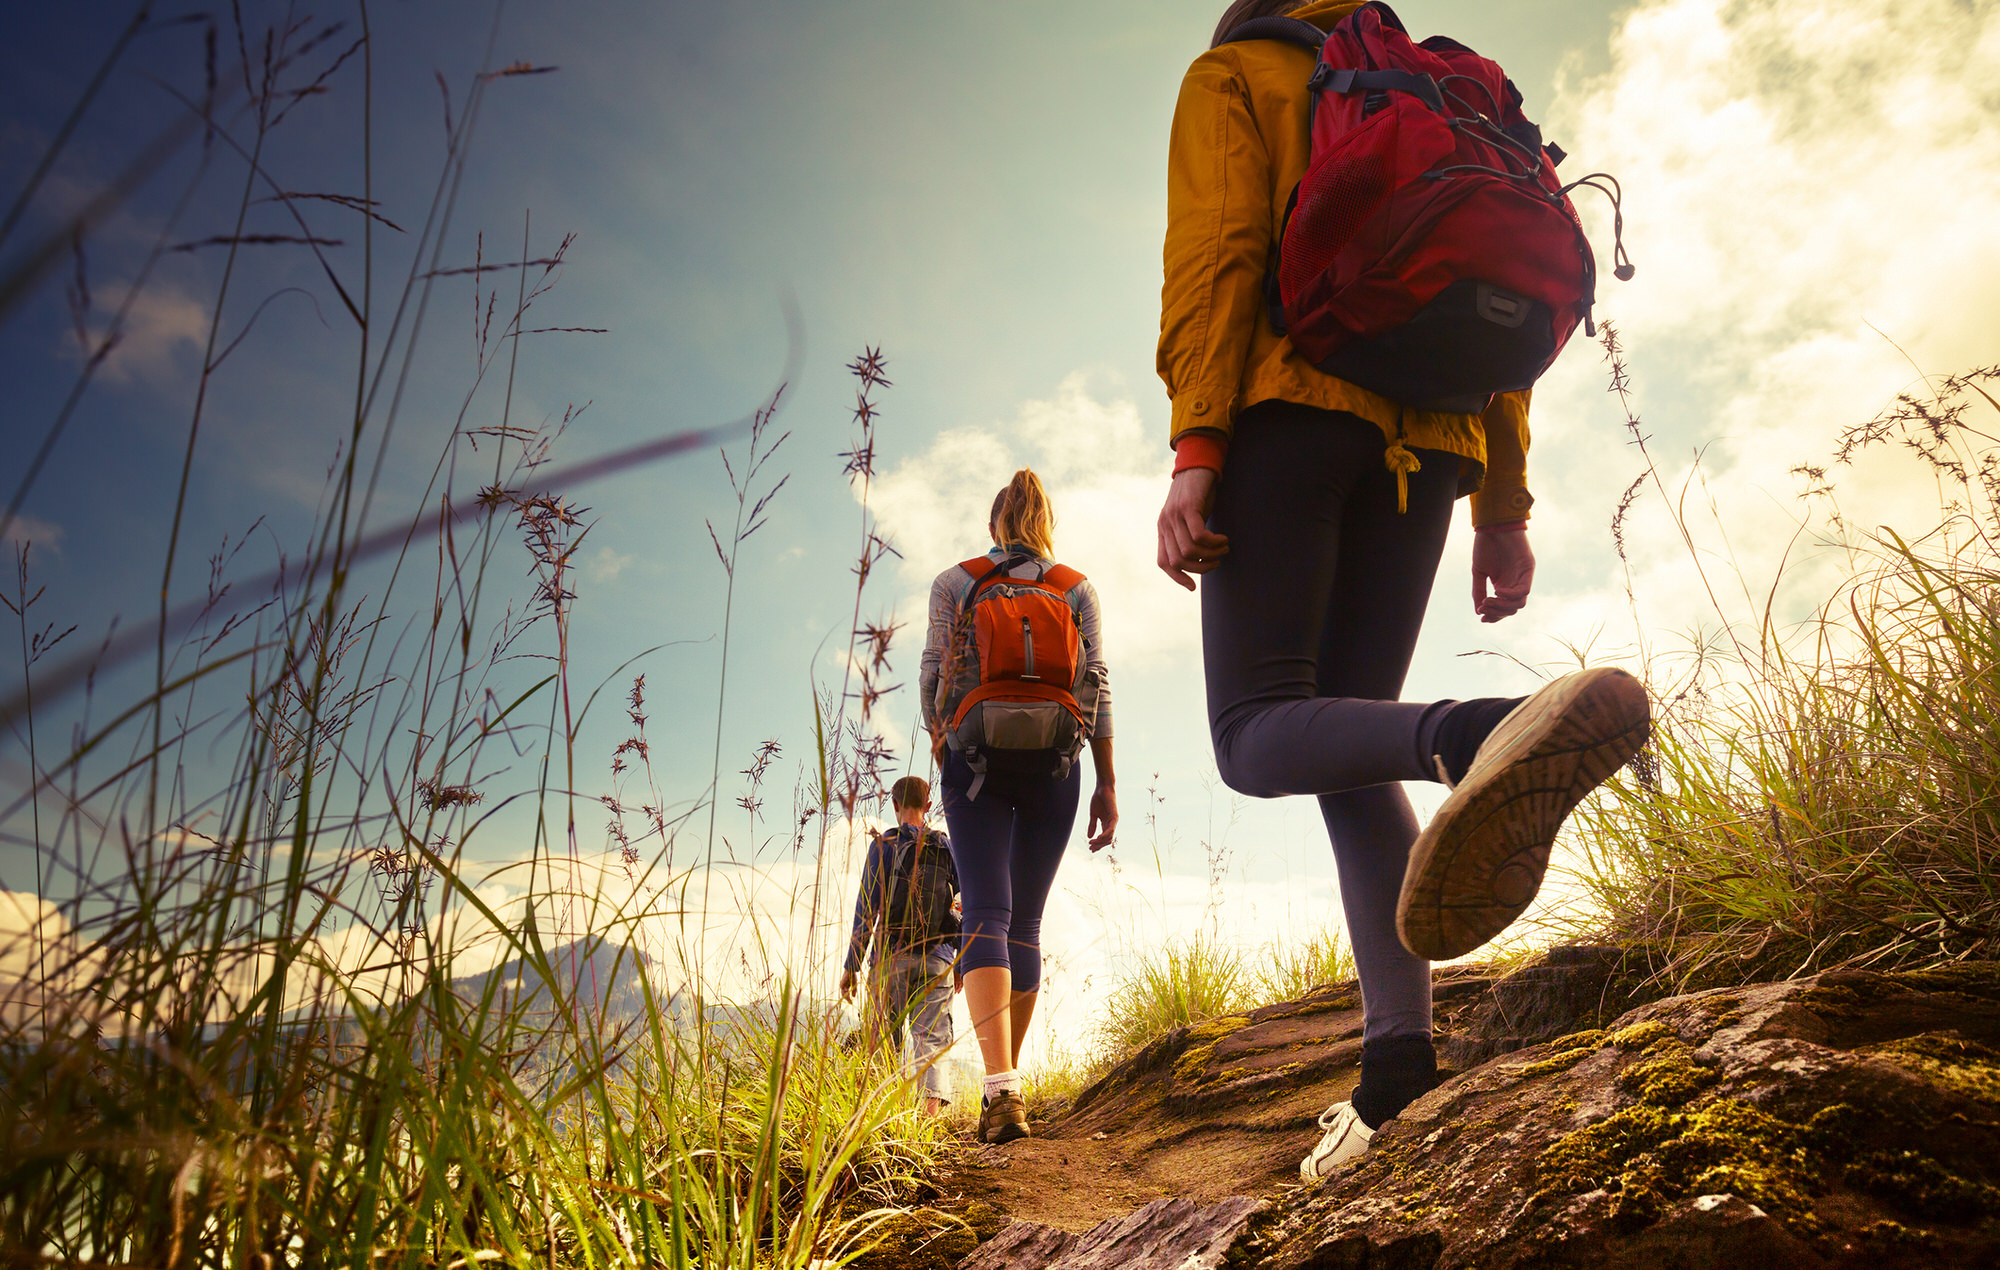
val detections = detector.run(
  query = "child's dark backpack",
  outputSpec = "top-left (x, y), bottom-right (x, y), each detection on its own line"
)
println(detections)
top-left (942, 553), bottom-right (1093, 788)
top-left (882, 827), bottom-right (957, 948)
top-left (1224, 1), bottom-right (1631, 413)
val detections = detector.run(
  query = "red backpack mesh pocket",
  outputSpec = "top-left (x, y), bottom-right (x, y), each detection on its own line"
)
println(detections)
top-left (1280, 148), bottom-right (1390, 303)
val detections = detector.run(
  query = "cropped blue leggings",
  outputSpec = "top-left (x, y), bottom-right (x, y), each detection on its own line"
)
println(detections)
top-left (939, 751), bottom-right (1081, 994)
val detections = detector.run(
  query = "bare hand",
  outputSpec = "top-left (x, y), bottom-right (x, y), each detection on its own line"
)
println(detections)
top-left (953, 967), bottom-right (964, 995)
top-left (838, 968), bottom-right (858, 1002)
top-left (1088, 783), bottom-right (1118, 850)
top-left (1156, 468), bottom-right (1228, 591)
top-left (1472, 529), bottom-right (1535, 623)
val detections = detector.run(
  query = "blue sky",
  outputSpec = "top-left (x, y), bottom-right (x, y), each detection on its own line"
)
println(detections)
top-left (5, 0), bottom-right (1999, 1034)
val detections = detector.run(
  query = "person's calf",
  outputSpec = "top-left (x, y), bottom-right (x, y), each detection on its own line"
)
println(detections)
top-left (1418, 696), bottom-right (1525, 787)
top-left (1300, 1034), bottom-right (1439, 1180)
top-left (1350, 1033), bottom-right (1439, 1129)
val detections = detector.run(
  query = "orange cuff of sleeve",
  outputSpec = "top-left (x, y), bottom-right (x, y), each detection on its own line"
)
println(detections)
top-left (1171, 432), bottom-right (1228, 474)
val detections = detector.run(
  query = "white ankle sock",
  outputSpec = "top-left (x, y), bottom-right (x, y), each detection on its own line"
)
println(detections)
top-left (982, 1070), bottom-right (1022, 1101)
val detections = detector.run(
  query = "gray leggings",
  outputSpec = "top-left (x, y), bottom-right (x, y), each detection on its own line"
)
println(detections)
top-left (1202, 402), bottom-right (1459, 1042)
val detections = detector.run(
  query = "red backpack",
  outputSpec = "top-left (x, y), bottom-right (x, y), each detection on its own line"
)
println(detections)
top-left (1225, 2), bottom-right (1631, 413)
top-left (942, 554), bottom-right (1092, 786)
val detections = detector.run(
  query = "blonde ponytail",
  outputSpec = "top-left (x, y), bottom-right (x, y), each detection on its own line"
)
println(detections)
top-left (989, 469), bottom-right (1056, 558)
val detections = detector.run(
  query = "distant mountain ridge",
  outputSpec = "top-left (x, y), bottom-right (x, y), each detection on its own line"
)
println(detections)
top-left (449, 935), bottom-right (658, 1019)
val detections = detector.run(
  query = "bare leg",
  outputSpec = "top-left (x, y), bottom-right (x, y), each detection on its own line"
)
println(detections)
top-left (964, 965), bottom-right (1014, 1075)
top-left (1007, 990), bottom-right (1037, 1070)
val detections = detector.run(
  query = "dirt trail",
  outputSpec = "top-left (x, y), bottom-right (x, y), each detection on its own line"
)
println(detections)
top-left (929, 958), bottom-right (1602, 1234)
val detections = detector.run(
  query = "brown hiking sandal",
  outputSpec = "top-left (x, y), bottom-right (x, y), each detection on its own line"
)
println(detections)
top-left (1398, 667), bottom-right (1650, 961)
top-left (977, 1090), bottom-right (1030, 1144)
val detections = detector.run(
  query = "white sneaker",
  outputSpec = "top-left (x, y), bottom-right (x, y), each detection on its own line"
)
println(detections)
top-left (1299, 1101), bottom-right (1373, 1181)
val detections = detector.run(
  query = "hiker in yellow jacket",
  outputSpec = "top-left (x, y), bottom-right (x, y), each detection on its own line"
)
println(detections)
top-left (1155, 0), bottom-right (1649, 1179)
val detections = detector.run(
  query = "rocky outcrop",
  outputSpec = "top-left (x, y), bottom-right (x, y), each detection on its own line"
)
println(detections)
top-left (1055, 965), bottom-right (1504, 1190)
top-left (937, 949), bottom-right (1669, 1243)
top-left (958, 1196), bottom-right (1267, 1270)
top-left (943, 958), bottom-right (2000, 1268)
top-left (1246, 964), bottom-right (2000, 1268)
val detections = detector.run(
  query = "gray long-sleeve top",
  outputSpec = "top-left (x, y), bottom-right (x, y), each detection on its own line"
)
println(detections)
top-left (918, 546), bottom-right (1113, 743)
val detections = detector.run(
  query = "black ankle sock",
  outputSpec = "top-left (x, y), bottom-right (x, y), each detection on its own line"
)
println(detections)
top-left (1350, 1034), bottom-right (1439, 1130)
top-left (1427, 696), bottom-right (1525, 785)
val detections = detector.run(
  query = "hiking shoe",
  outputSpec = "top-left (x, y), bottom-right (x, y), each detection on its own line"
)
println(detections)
top-left (1397, 667), bottom-right (1650, 961)
top-left (1300, 1102), bottom-right (1373, 1180)
top-left (978, 1091), bottom-right (1030, 1144)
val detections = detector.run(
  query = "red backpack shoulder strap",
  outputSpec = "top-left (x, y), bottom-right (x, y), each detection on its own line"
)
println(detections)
top-left (1043, 563), bottom-right (1085, 593)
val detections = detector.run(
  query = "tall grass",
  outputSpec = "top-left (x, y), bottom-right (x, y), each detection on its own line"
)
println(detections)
top-left (0, 9), bottom-right (944, 1266)
top-left (1077, 783), bottom-right (1359, 1068)
top-left (1560, 343), bottom-right (2000, 988)
top-left (1089, 926), bottom-right (1357, 1061)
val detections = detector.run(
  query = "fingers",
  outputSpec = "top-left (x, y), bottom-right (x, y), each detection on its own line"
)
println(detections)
top-left (1172, 505), bottom-right (1229, 560)
top-left (1087, 797), bottom-right (1118, 850)
top-left (1482, 565), bottom-right (1534, 623)
top-left (1476, 596), bottom-right (1527, 623)
top-left (1156, 517), bottom-right (1225, 588)
top-left (1156, 484), bottom-right (1228, 590)
top-left (1472, 531), bottom-right (1536, 622)
top-left (1473, 576), bottom-right (1530, 623)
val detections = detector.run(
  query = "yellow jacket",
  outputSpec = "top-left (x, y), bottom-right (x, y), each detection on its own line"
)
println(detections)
top-left (1156, 0), bottom-right (1533, 526)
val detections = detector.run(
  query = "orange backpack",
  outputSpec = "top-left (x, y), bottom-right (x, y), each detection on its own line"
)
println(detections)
top-left (943, 553), bottom-right (1092, 784)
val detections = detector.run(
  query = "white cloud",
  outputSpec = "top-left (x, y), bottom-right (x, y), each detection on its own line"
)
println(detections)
top-left (84, 280), bottom-right (211, 386)
top-left (584, 543), bottom-right (637, 584)
top-left (869, 371), bottom-right (1196, 670)
top-left (0, 512), bottom-right (63, 561)
top-left (0, 890), bottom-right (63, 978)
top-left (1460, 0), bottom-right (2000, 675)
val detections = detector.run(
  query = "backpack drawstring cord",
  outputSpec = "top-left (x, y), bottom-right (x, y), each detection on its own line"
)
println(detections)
top-left (1557, 172), bottom-right (1634, 284)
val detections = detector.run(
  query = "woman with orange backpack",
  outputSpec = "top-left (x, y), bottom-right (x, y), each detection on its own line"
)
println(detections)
top-left (1155, 0), bottom-right (1649, 1178)
top-left (921, 469), bottom-right (1117, 1144)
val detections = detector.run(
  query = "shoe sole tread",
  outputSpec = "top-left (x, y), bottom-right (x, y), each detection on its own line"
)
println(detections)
top-left (1398, 669), bottom-right (1649, 959)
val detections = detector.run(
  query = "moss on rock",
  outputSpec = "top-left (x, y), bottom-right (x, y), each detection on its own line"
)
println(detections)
top-left (1615, 1042), bottom-right (1721, 1107)
top-left (1695, 993), bottom-right (1747, 1030)
top-left (1845, 1149), bottom-right (2000, 1223)
top-left (1535, 1075), bottom-right (2000, 1242)
top-left (1514, 1048), bottom-right (1593, 1079)
top-left (1856, 1031), bottom-right (2000, 1104)
top-left (1534, 1095), bottom-right (1820, 1233)
top-left (1171, 1015), bottom-right (1252, 1087)
top-left (1859, 1218), bottom-right (1940, 1252)
top-left (1605, 1019), bottom-right (1677, 1050)
top-left (1509, 1029), bottom-right (1607, 1079)
top-left (1893, 963), bottom-right (2000, 1002)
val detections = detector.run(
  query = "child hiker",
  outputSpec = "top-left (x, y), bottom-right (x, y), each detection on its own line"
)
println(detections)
top-left (922, 469), bottom-right (1117, 1144)
top-left (839, 775), bottom-right (963, 1116)
top-left (1156, 0), bottom-right (1650, 1178)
